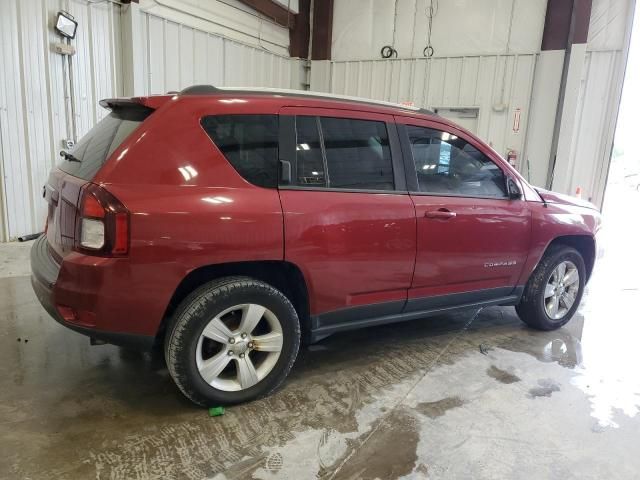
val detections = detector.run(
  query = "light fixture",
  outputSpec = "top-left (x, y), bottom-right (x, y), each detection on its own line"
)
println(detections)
top-left (55, 11), bottom-right (78, 39)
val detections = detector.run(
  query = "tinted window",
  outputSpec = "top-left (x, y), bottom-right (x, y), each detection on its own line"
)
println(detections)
top-left (319, 117), bottom-right (394, 191)
top-left (59, 108), bottom-right (150, 180)
top-left (201, 114), bottom-right (278, 188)
top-left (295, 116), bottom-right (325, 186)
top-left (407, 126), bottom-right (507, 198)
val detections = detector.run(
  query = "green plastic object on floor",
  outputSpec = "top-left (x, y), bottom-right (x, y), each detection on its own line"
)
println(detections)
top-left (208, 406), bottom-right (225, 417)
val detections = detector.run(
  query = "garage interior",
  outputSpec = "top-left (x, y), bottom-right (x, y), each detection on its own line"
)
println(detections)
top-left (0, 0), bottom-right (638, 478)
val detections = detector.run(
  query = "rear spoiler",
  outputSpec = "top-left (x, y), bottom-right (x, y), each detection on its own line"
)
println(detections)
top-left (99, 95), bottom-right (171, 111)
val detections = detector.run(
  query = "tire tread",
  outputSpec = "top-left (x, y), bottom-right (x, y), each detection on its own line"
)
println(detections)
top-left (516, 245), bottom-right (585, 331)
top-left (164, 276), bottom-right (300, 406)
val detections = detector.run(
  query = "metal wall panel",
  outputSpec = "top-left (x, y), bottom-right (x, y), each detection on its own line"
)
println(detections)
top-left (332, 0), bottom-right (547, 60)
top-left (329, 55), bottom-right (537, 160)
top-left (563, 50), bottom-right (623, 206)
top-left (0, 0), bottom-right (122, 241)
top-left (140, 12), bottom-right (304, 94)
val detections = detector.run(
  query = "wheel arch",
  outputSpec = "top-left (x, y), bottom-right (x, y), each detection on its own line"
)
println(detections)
top-left (545, 235), bottom-right (596, 281)
top-left (157, 260), bottom-right (311, 344)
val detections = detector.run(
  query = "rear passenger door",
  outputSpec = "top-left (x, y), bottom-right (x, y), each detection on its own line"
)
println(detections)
top-left (278, 107), bottom-right (416, 326)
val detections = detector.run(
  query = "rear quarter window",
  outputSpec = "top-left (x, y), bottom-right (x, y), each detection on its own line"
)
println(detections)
top-left (59, 107), bottom-right (151, 180)
top-left (201, 114), bottom-right (279, 188)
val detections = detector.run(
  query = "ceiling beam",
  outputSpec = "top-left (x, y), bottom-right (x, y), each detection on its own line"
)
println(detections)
top-left (541, 0), bottom-right (592, 50)
top-left (237, 0), bottom-right (295, 29)
top-left (311, 0), bottom-right (333, 60)
top-left (289, 0), bottom-right (310, 58)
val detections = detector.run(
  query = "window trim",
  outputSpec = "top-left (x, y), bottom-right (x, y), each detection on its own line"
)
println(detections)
top-left (278, 185), bottom-right (410, 196)
top-left (397, 122), bottom-right (512, 200)
top-left (279, 114), bottom-right (295, 185)
top-left (316, 116), bottom-right (331, 187)
top-left (278, 109), bottom-right (407, 193)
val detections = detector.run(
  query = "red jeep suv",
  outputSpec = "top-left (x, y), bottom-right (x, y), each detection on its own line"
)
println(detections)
top-left (31, 86), bottom-right (601, 405)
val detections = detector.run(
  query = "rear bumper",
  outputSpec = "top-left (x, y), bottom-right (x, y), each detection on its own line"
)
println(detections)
top-left (30, 235), bottom-right (154, 350)
top-left (30, 234), bottom-right (61, 319)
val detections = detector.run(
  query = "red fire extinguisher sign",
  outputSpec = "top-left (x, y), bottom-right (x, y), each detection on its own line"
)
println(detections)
top-left (513, 108), bottom-right (521, 133)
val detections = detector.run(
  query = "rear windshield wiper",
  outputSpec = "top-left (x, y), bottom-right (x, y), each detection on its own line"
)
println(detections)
top-left (59, 150), bottom-right (81, 163)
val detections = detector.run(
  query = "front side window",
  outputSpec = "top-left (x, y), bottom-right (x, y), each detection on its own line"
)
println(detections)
top-left (406, 125), bottom-right (507, 198)
top-left (201, 114), bottom-right (278, 188)
top-left (291, 116), bottom-right (395, 191)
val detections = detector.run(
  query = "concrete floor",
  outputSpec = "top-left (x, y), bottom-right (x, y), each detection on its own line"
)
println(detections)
top-left (1, 187), bottom-right (639, 480)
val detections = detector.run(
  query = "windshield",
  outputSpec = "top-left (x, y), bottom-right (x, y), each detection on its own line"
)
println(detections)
top-left (59, 107), bottom-right (151, 180)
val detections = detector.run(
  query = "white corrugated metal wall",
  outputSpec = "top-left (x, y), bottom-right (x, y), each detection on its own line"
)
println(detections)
top-left (324, 0), bottom-right (633, 207)
top-left (547, 0), bottom-right (633, 206)
top-left (0, 0), bottom-right (630, 241)
top-left (560, 50), bottom-right (625, 207)
top-left (326, 55), bottom-right (537, 165)
top-left (538, 0), bottom-right (632, 206)
top-left (0, 0), bottom-right (122, 242)
top-left (138, 12), bottom-right (304, 94)
top-left (0, 1), bottom-right (305, 242)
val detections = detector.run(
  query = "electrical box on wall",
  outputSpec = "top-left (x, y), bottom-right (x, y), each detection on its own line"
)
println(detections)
top-left (52, 42), bottom-right (76, 56)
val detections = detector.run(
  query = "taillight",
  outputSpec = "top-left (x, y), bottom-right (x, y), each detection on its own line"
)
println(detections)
top-left (75, 183), bottom-right (129, 256)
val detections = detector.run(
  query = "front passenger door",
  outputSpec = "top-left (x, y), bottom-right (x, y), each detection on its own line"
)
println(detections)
top-left (397, 119), bottom-right (531, 310)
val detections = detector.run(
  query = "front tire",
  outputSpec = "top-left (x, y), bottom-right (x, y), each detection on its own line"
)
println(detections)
top-left (165, 276), bottom-right (300, 406)
top-left (516, 245), bottom-right (586, 330)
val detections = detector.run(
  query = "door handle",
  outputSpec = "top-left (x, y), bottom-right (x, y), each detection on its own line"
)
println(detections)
top-left (424, 209), bottom-right (456, 220)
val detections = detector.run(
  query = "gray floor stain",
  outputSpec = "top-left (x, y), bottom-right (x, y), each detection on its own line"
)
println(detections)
top-left (415, 396), bottom-right (465, 419)
top-left (330, 409), bottom-right (420, 480)
top-left (487, 365), bottom-right (521, 384)
top-left (528, 378), bottom-right (561, 398)
top-left (3, 197), bottom-right (640, 480)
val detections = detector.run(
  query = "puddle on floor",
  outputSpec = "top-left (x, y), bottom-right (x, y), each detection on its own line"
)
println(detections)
top-left (487, 365), bottom-right (521, 384)
top-left (415, 396), bottom-right (465, 419)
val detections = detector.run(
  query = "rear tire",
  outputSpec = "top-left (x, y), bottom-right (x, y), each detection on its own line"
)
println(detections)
top-left (165, 276), bottom-right (300, 406)
top-left (516, 245), bottom-right (585, 331)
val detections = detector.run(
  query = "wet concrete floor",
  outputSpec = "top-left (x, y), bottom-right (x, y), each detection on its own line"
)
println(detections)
top-left (1, 190), bottom-right (639, 479)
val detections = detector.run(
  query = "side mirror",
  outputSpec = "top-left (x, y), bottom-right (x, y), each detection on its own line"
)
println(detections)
top-left (507, 178), bottom-right (522, 200)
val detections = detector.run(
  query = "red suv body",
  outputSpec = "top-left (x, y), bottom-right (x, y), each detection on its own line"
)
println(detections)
top-left (31, 86), bottom-right (600, 404)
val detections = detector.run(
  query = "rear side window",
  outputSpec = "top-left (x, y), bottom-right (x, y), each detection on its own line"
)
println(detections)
top-left (59, 108), bottom-right (150, 180)
top-left (292, 116), bottom-right (394, 191)
top-left (201, 115), bottom-right (278, 188)
top-left (295, 116), bottom-right (326, 186)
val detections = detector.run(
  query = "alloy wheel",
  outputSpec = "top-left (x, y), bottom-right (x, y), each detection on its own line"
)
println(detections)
top-left (195, 303), bottom-right (283, 391)
top-left (543, 260), bottom-right (580, 320)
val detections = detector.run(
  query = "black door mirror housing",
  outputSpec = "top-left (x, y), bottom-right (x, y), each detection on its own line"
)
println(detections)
top-left (507, 178), bottom-right (522, 200)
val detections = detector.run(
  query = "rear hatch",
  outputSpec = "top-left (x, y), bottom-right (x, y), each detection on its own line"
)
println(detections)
top-left (44, 101), bottom-right (154, 260)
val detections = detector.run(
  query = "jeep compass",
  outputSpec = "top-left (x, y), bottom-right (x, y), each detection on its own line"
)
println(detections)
top-left (31, 86), bottom-right (601, 406)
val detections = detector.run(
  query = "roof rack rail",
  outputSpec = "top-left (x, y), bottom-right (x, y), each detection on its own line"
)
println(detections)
top-left (175, 85), bottom-right (435, 115)
top-left (180, 85), bottom-right (221, 95)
